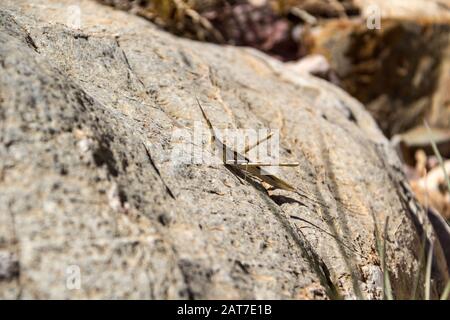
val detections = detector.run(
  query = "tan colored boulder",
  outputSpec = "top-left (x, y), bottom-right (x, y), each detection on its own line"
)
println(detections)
top-left (0, 0), bottom-right (448, 299)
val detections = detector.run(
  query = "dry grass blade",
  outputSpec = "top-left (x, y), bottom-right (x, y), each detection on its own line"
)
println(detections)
top-left (372, 214), bottom-right (393, 300)
top-left (382, 216), bottom-right (394, 300)
top-left (424, 121), bottom-right (450, 195)
top-left (424, 241), bottom-right (433, 300)
top-left (440, 281), bottom-right (450, 300)
top-left (411, 233), bottom-right (427, 300)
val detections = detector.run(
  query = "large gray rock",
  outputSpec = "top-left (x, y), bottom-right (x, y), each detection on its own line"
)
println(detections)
top-left (0, 0), bottom-right (448, 299)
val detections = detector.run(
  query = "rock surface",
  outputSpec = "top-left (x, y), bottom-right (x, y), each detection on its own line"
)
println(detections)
top-left (0, 0), bottom-right (448, 299)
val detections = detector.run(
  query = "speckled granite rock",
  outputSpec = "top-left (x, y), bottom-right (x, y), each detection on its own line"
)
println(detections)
top-left (0, 0), bottom-right (448, 299)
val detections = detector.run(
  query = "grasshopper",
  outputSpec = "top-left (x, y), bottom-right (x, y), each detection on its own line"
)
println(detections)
top-left (196, 99), bottom-right (364, 216)
top-left (196, 98), bottom-right (299, 192)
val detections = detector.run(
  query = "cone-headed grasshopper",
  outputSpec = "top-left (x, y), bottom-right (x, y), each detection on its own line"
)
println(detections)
top-left (196, 98), bottom-right (299, 192)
